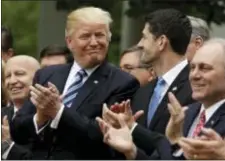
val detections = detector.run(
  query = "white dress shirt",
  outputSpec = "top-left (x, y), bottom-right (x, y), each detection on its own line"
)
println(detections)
top-left (160, 59), bottom-right (188, 102)
top-left (187, 99), bottom-right (225, 137)
top-left (174, 98), bottom-right (225, 157)
top-left (33, 61), bottom-right (99, 134)
top-left (131, 59), bottom-right (188, 132)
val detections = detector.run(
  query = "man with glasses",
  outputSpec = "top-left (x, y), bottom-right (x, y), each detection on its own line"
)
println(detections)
top-left (120, 46), bottom-right (155, 86)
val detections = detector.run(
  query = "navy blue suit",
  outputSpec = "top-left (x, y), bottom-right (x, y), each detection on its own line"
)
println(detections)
top-left (11, 61), bottom-right (140, 159)
top-left (133, 101), bottom-right (225, 160)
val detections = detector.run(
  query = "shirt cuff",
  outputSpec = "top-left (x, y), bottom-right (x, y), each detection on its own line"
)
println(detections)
top-left (33, 114), bottom-right (50, 134)
top-left (2, 142), bottom-right (15, 159)
top-left (130, 122), bottom-right (138, 133)
top-left (173, 148), bottom-right (183, 157)
top-left (50, 104), bottom-right (65, 129)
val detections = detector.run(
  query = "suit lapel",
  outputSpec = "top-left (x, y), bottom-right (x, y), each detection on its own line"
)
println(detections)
top-left (49, 64), bottom-right (72, 94)
top-left (7, 106), bottom-right (14, 123)
top-left (71, 61), bottom-right (109, 110)
top-left (204, 102), bottom-right (225, 128)
top-left (183, 103), bottom-right (201, 136)
top-left (149, 65), bottom-right (190, 129)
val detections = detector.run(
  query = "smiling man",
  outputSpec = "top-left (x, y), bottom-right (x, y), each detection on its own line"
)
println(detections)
top-left (11, 7), bottom-right (139, 160)
top-left (1, 55), bottom-right (40, 160)
top-left (3, 55), bottom-right (40, 116)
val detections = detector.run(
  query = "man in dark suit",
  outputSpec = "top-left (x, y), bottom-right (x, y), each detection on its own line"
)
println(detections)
top-left (2, 116), bottom-right (32, 160)
top-left (97, 38), bottom-right (225, 160)
top-left (11, 7), bottom-right (139, 160)
top-left (2, 55), bottom-right (40, 122)
top-left (165, 38), bottom-right (225, 159)
top-left (131, 9), bottom-right (195, 135)
top-left (1, 56), bottom-right (40, 160)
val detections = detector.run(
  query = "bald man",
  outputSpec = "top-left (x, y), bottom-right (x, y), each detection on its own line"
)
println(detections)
top-left (3, 55), bottom-right (40, 111)
top-left (2, 55), bottom-right (40, 159)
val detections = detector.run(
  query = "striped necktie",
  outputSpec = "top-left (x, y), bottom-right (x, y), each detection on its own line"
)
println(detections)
top-left (63, 69), bottom-right (87, 108)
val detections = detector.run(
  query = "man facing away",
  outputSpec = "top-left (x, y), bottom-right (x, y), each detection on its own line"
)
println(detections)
top-left (131, 8), bottom-right (195, 136)
top-left (96, 38), bottom-right (225, 160)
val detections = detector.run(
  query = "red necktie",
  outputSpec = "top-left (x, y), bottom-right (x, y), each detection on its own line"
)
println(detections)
top-left (192, 110), bottom-right (206, 138)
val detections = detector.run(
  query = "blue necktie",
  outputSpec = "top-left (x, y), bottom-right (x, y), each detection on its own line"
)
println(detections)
top-left (147, 77), bottom-right (166, 126)
top-left (63, 69), bottom-right (87, 108)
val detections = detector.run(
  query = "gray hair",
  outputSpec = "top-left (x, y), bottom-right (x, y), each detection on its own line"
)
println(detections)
top-left (204, 38), bottom-right (225, 66)
top-left (188, 16), bottom-right (210, 41)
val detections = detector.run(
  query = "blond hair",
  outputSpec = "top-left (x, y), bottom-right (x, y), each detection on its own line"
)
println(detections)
top-left (65, 7), bottom-right (113, 40)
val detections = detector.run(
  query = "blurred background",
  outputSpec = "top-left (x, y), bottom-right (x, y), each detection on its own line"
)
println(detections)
top-left (2, 0), bottom-right (225, 64)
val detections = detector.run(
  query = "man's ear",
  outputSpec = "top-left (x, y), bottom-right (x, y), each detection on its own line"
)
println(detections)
top-left (65, 36), bottom-right (73, 50)
top-left (194, 36), bottom-right (204, 50)
top-left (158, 35), bottom-right (167, 51)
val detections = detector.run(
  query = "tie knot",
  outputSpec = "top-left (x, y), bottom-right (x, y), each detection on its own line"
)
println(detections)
top-left (200, 110), bottom-right (206, 122)
top-left (157, 77), bottom-right (166, 86)
top-left (77, 69), bottom-right (87, 78)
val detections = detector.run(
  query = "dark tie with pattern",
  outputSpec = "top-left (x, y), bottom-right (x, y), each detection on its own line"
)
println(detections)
top-left (63, 69), bottom-right (87, 108)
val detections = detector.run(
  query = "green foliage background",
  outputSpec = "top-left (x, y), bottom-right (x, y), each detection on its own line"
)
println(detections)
top-left (2, 1), bottom-right (40, 58)
top-left (2, 0), bottom-right (225, 63)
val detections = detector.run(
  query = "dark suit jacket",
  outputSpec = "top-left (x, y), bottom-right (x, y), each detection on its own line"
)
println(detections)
top-left (11, 61), bottom-right (140, 159)
top-left (132, 65), bottom-right (195, 135)
top-left (1, 106), bottom-right (14, 124)
top-left (183, 102), bottom-right (225, 137)
top-left (1, 142), bottom-right (33, 160)
top-left (133, 101), bottom-right (225, 160)
top-left (132, 124), bottom-right (173, 160)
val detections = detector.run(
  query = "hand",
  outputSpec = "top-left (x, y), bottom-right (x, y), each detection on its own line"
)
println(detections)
top-left (103, 100), bottom-right (144, 129)
top-left (179, 128), bottom-right (225, 160)
top-left (165, 92), bottom-right (188, 144)
top-left (2, 116), bottom-right (10, 141)
top-left (96, 116), bottom-right (137, 159)
top-left (30, 82), bottom-right (62, 120)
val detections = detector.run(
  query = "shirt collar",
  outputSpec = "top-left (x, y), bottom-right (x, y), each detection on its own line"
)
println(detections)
top-left (71, 61), bottom-right (99, 77)
top-left (162, 59), bottom-right (188, 86)
top-left (200, 98), bottom-right (225, 121)
top-left (14, 106), bottom-right (18, 114)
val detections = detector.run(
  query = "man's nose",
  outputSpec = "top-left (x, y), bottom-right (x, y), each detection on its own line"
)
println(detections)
top-left (90, 36), bottom-right (98, 46)
top-left (8, 75), bottom-right (18, 84)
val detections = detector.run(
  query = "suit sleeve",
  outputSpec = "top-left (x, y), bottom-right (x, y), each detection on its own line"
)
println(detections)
top-left (58, 77), bottom-right (140, 141)
top-left (6, 144), bottom-right (32, 160)
top-left (135, 148), bottom-right (152, 160)
top-left (132, 124), bottom-right (173, 160)
top-left (10, 70), bottom-right (42, 144)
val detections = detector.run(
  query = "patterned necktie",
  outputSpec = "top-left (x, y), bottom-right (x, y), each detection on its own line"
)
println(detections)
top-left (192, 110), bottom-right (206, 138)
top-left (63, 69), bottom-right (87, 108)
top-left (147, 77), bottom-right (166, 127)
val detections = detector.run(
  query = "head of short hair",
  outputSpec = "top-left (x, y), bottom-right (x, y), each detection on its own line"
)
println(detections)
top-left (39, 44), bottom-right (73, 63)
top-left (188, 16), bottom-right (210, 41)
top-left (1, 26), bottom-right (13, 52)
top-left (145, 8), bottom-right (192, 55)
top-left (121, 46), bottom-right (152, 69)
top-left (65, 6), bottom-right (113, 41)
top-left (203, 38), bottom-right (225, 66)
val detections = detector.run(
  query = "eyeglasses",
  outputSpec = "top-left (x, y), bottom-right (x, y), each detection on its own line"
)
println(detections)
top-left (121, 64), bottom-right (152, 73)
